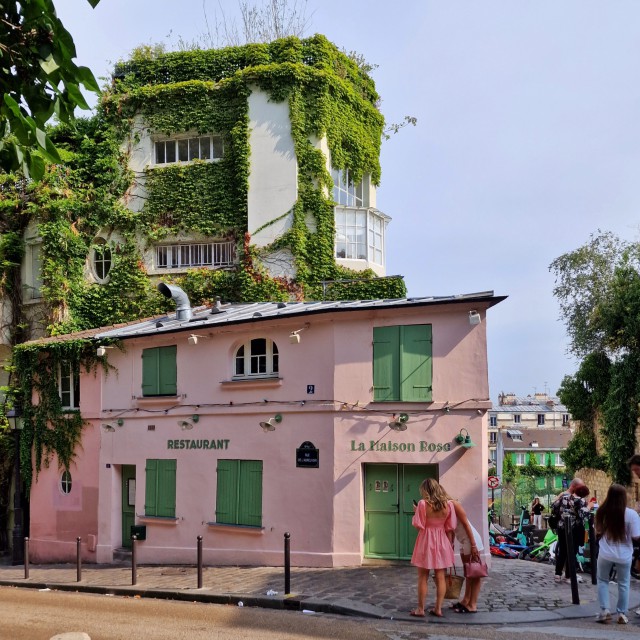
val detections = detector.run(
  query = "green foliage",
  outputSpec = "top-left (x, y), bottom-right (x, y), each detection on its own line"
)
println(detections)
top-left (552, 231), bottom-right (640, 483)
top-left (1, 34), bottom-right (403, 485)
top-left (0, 0), bottom-right (101, 179)
top-left (562, 426), bottom-right (607, 476)
top-left (503, 453), bottom-right (517, 483)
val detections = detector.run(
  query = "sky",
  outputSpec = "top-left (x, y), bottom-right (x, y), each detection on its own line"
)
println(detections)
top-left (55, 0), bottom-right (640, 400)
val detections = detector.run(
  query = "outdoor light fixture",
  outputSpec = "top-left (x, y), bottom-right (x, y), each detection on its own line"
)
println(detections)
top-left (469, 310), bottom-right (481, 326)
top-left (102, 418), bottom-right (123, 432)
top-left (187, 334), bottom-right (208, 345)
top-left (259, 414), bottom-right (282, 432)
top-left (444, 406), bottom-right (451, 414)
top-left (96, 345), bottom-right (114, 357)
top-left (389, 413), bottom-right (409, 431)
top-left (178, 414), bottom-right (200, 430)
top-left (455, 428), bottom-right (476, 448)
top-left (289, 323), bottom-right (310, 344)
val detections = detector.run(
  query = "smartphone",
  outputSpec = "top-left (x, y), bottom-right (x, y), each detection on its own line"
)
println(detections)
top-left (412, 499), bottom-right (418, 507)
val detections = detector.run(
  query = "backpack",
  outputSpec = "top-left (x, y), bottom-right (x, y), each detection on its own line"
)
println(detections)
top-left (548, 498), bottom-right (562, 532)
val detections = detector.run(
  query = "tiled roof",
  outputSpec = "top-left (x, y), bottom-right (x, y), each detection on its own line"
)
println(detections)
top-left (500, 428), bottom-right (573, 450)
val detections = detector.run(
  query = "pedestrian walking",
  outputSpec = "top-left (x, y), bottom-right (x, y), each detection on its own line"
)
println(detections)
top-left (594, 484), bottom-right (640, 625)
top-left (448, 499), bottom-right (485, 613)
top-left (531, 497), bottom-right (544, 529)
top-left (552, 478), bottom-right (591, 584)
top-left (410, 478), bottom-right (457, 618)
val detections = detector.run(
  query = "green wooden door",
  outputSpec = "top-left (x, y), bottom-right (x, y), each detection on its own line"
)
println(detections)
top-left (400, 464), bottom-right (439, 558)
top-left (121, 465), bottom-right (136, 549)
top-left (364, 464), bottom-right (399, 558)
top-left (364, 463), bottom-right (439, 559)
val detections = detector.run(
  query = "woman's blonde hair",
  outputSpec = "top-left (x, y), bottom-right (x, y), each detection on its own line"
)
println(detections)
top-left (419, 478), bottom-right (449, 512)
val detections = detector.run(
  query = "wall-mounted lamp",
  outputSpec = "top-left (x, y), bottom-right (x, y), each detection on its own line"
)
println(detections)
top-left (102, 418), bottom-right (123, 432)
top-left (188, 334), bottom-right (209, 345)
top-left (389, 413), bottom-right (409, 431)
top-left (178, 414), bottom-right (200, 430)
top-left (455, 428), bottom-right (476, 448)
top-left (259, 414), bottom-right (282, 432)
top-left (444, 406), bottom-right (451, 414)
top-left (96, 345), bottom-right (115, 357)
top-left (469, 310), bottom-right (481, 326)
top-left (289, 322), bottom-right (310, 344)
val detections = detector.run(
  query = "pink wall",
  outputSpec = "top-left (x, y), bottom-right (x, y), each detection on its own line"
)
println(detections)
top-left (30, 301), bottom-right (493, 565)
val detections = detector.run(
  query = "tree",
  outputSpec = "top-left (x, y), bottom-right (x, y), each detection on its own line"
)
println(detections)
top-left (0, 0), bottom-right (101, 179)
top-left (551, 230), bottom-right (640, 483)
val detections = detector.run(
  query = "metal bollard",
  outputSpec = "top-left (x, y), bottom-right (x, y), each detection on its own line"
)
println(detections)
top-left (284, 532), bottom-right (291, 595)
top-left (563, 514), bottom-right (580, 604)
top-left (131, 534), bottom-right (138, 586)
top-left (24, 538), bottom-right (29, 579)
top-left (197, 535), bottom-right (203, 589)
top-left (76, 537), bottom-right (82, 582)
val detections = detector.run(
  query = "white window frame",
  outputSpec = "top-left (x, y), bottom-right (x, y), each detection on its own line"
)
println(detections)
top-left (489, 431), bottom-right (497, 444)
top-left (24, 241), bottom-right (44, 301)
top-left (59, 362), bottom-right (80, 410)
top-left (60, 470), bottom-right (72, 495)
top-left (91, 238), bottom-right (112, 283)
top-left (155, 241), bottom-right (235, 271)
top-left (513, 414), bottom-right (521, 424)
top-left (562, 413), bottom-right (570, 426)
top-left (332, 168), bottom-right (364, 207)
top-left (334, 208), bottom-right (386, 266)
top-left (233, 338), bottom-right (279, 379)
top-left (153, 133), bottom-right (223, 165)
top-left (537, 414), bottom-right (545, 426)
top-left (515, 453), bottom-right (526, 466)
top-left (555, 453), bottom-right (563, 466)
top-left (489, 416), bottom-right (497, 427)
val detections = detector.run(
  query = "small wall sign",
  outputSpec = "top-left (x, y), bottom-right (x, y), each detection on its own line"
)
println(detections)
top-left (296, 441), bottom-right (319, 468)
top-left (307, 384), bottom-right (315, 394)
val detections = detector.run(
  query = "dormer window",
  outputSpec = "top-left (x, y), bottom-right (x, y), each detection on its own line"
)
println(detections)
top-left (234, 339), bottom-right (279, 379)
top-left (154, 134), bottom-right (223, 165)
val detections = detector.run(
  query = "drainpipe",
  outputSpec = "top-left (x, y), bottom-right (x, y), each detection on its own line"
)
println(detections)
top-left (157, 283), bottom-right (192, 321)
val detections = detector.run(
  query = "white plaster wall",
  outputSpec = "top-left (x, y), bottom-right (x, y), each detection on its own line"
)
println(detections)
top-left (247, 88), bottom-right (297, 247)
top-left (122, 114), bottom-right (151, 214)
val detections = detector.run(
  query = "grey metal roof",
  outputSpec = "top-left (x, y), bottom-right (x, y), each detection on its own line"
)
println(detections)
top-left (94, 291), bottom-right (505, 341)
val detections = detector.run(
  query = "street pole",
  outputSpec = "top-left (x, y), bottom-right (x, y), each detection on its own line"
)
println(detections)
top-left (12, 424), bottom-right (23, 565)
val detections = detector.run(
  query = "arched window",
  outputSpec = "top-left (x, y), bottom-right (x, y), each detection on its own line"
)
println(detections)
top-left (234, 339), bottom-right (279, 378)
top-left (91, 238), bottom-right (112, 282)
top-left (60, 470), bottom-right (72, 495)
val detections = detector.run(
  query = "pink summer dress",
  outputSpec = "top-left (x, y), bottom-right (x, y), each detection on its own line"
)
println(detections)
top-left (411, 499), bottom-right (457, 569)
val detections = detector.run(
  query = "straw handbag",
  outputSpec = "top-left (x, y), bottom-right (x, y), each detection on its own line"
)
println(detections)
top-left (437, 567), bottom-right (464, 599)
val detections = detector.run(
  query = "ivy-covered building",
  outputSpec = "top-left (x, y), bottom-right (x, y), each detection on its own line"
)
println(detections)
top-left (0, 34), bottom-right (406, 395)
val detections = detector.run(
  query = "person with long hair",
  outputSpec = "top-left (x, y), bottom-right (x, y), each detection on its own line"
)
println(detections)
top-left (448, 498), bottom-right (485, 613)
top-left (410, 478), bottom-right (456, 618)
top-left (531, 497), bottom-right (544, 529)
top-left (594, 484), bottom-right (640, 625)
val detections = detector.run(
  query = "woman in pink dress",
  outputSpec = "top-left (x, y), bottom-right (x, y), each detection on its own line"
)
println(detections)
top-left (410, 478), bottom-right (457, 618)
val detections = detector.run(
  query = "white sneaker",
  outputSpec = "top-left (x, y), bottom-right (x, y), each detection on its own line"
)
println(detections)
top-left (596, 610), bottom-right (611, 624)
top-left (576, 575), bottom-right (584, 583)
top-left (554, 575), bottom-right (562, 583)
top-left (618, 613), bottom-right (629, 625)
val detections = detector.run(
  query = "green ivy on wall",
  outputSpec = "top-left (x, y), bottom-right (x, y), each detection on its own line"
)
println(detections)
top-left (0, 34), bottom-right (406, 482)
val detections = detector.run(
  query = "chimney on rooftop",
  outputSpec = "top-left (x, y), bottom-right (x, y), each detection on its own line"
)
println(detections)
top-left (157, 282), bottom-right (192, 321)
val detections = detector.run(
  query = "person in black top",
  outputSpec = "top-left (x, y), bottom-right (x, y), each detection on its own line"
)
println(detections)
top-left (552, 478), bottom-right (591, 584)
top-left (531, 497), bottom-right (544, 529)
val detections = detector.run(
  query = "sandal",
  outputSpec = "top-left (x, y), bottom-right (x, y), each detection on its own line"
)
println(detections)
top-left (453, 603), bottom-right (470, 613)
top-left (409, 609), bottom-right (425, 617)
top-left (449, 602), bottom-right (464, 610)
top-left (428, 609), bottom-right (444, 618)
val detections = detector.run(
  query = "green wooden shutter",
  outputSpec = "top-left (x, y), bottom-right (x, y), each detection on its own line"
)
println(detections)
top-left (158, 346), bottom-right (177, 396)
top-left (216, 459), bottom-right (238, 525)
top-left (157, 459), bottom-right (176, 517)
top-left (142, 348), bottom-right (159, 396)
top-left (238, 460), bottom-right (263, 527)
top-left (400, 324), bottom-right (432, 402)
top-left (373, 326), bottom-right (400, 401)
top-left (145, 459), bottom-right (158, 516)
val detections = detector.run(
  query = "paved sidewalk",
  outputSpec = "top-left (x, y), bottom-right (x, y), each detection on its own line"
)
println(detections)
top-left (0, 557), bottom-right (637, 625)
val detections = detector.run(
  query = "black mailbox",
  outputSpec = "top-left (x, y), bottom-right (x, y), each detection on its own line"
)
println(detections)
top-left (131, 525), bottom-right (146, 540)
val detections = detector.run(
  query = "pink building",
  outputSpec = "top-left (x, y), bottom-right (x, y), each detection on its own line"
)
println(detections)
top-left (27, 288), bottom-right (504, 566)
